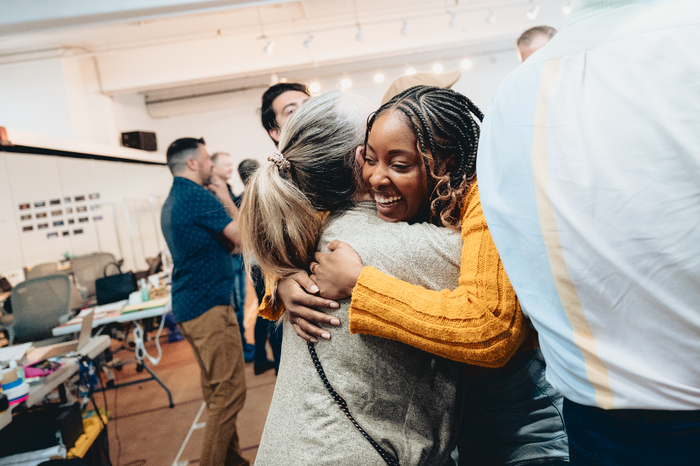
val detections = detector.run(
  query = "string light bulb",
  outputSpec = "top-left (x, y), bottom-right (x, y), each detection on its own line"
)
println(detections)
top-left (263, 39), bottom-right (275, 55)
top-left (401, 21), bottom-right (408, 36)
top-left (405, 67), bottom-right (416, 75)
top-left (341, 78), bottom-right (352, 90)
top-left (303, 34), bottom-right (314, 48)
top-left (450, 12), bottom-right (458, 29)
top-left (374, 73), bottom-right (385, 83)
top-left (309, 82), bottom-right (321, 93)
top-left (486, 9), bottom-right (496, 24)
top-left (461, 59), bottom-right (473, 70)
top-left (433, 63), bottom-right (443, 74)
top-left (356, 25), bottom-right (364, 41)
top-left (563, 3), bottom-right (571, 14)
top-left (526, 4), bottom-right (541, 20)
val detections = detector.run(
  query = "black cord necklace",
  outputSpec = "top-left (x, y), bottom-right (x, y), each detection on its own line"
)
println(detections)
top-left (307, 341), bottom-right (400, 465)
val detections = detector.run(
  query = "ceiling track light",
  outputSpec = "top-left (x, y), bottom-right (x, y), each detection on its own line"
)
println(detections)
top-left (303, 34), bottom-right (314, 48)
top-left (486, 9), bottom-right (496, 24)
top-left (526, 4), bottom-right (541, 20)
top-left (401, 21), bottom-right (408, 36)
top-left (449, 12), bottom-right (458, 29)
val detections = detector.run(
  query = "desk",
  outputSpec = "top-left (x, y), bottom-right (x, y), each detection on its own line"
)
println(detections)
top-left (52, 298), bottom-right (170, 336)
top-left (0, 335), bottom-right (111, 431)
top-left (52, 297), bottom-right (174, 408)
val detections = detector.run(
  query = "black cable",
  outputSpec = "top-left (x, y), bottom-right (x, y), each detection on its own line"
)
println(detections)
top-left (85, 356), bottom-right (113, 466)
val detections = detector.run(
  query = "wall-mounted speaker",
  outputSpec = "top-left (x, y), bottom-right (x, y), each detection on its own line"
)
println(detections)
top-left (121, 131), bottom-right (157, 152)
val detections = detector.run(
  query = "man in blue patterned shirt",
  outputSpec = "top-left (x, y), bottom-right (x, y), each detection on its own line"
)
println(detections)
top-left (161, 137), bottom-right (249, 466)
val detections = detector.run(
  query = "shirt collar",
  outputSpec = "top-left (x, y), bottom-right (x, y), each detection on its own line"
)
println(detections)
top-left (567, 0), bottom-right (641, 25)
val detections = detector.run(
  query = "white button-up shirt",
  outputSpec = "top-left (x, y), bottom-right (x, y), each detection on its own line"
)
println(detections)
top-left (477, 0), bottom-right (700, 410)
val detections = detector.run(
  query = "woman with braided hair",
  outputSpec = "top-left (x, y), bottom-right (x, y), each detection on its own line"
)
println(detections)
top-left (279, 85), bottom-right (569, 465)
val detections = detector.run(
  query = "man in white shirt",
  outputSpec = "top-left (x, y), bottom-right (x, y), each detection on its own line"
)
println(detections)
top-left (516, 25), bottom-right (557, 62)
top-left (477, 0), bottom-right (700, 463)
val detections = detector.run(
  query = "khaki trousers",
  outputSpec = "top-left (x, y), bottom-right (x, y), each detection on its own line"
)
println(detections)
top-left (178, 305), bottom-right (249, 466)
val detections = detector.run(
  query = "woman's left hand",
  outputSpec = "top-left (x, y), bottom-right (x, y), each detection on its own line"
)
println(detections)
top-left (311, 240), bottom-right (364, 300)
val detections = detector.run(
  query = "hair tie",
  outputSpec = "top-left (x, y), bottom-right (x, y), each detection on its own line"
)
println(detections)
top-left (268, 150), bottom-right (291, 174)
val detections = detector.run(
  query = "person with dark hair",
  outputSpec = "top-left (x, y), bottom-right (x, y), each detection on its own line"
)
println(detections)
top-left (516, 25), bottom-right (557, 62)
top-left (276, 86), bottom-right (569, 465)
top-left (237, 158), bottom-right (259, 186)
top-left (211, 151), bottom-right (256, 364)
top-left (260, 82), bottom-right (310, 145)
top-left (161, 138), bottom-right (249, 466)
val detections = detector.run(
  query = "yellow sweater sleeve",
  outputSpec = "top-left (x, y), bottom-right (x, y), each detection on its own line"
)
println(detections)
top-left (258, 292), bottom-right (284, 321)
top-left (348, 183), bottom-right (529, 367)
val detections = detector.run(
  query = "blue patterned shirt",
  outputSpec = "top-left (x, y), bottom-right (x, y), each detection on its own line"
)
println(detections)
top-left (161, 177), bottom-right (234, 322)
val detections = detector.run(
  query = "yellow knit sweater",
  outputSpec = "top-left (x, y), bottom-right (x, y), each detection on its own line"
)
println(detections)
top-left (348, 183), bottom-right (531, 368)
top-left (259, 183), bottom-right (532, 368)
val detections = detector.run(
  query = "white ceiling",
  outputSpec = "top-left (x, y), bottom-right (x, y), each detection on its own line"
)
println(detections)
top-left (0, 0), bottom-right (571, 95)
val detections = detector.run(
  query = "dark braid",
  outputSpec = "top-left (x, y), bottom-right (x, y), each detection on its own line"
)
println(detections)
top-left (365, 85), bottom-right (484, 230)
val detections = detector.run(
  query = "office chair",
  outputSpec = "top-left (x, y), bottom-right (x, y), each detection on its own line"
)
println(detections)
top-left (7, 274), bottom-right (73, 346)
top-left (25, 261), bottom-right (85, 310)
top-left (25, 262), bottom-right (65, 280)
top-left (71, 252), bottom-right (118, 299)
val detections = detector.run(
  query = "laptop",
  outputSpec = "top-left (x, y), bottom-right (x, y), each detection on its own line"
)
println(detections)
top-left (26, 310), bottom-right (95, 362)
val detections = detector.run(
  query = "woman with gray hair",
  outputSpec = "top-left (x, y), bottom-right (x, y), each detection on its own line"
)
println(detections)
top-left (239, 90), bottom-right (465, 465)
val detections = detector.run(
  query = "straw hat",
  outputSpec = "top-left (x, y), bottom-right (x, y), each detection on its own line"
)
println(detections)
top-left (380, 70), bottom-right (462, 105)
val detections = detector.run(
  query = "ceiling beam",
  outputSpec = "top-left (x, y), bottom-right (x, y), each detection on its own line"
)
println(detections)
top-left (0, 0), bottom-right (297, 36)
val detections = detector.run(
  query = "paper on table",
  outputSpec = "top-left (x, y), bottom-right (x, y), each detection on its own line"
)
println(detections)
top-left (121, 296), bottom-right (170, 313)
top-left (82, 299), bottom-right (127, 316)
top-left (0, 342), bottom-right (33, 364)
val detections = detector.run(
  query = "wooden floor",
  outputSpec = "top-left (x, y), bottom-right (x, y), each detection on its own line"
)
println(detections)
top-left (93, 335), bottom-right (276, 466)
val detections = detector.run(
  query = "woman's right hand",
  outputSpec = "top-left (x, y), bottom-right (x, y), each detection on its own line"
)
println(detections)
top-left (278, 272), bottom-right (340, 342)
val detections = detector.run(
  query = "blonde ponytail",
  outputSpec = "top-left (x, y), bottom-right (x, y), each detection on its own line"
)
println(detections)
top-left (239, 162), bottom-right (322, 299)
top-left (238, 90), bottom-right (367, 304)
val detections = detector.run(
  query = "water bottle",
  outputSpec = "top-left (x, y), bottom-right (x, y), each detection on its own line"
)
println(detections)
top-left (139, 278), bottom-right (150, 302)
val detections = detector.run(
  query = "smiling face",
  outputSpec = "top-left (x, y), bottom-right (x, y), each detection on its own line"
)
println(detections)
top-left (363, 110), bottom-right (429, 223)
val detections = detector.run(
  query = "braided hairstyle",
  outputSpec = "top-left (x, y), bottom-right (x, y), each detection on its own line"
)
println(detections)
top-left (365, 85), bottom-right (484, 230)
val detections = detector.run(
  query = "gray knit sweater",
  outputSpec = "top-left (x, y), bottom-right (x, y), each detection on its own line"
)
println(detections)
top-left (255, 202), bottom-right (464, 466)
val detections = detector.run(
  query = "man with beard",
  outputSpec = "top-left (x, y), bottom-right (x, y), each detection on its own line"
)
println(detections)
top-left (161, 137), bottom-right (249, 466)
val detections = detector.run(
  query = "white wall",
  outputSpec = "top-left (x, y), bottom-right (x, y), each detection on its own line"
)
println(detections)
top-left (111, 46), bottom-right (520, 194)
top-left (0, 60), bottom-right (75, 139)
top-left (0, 151), bottom-right (172, 276)
top-left (0, 42), bottom-right (520, 278)
top-left (0, 56), bottom-right (120, 146)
